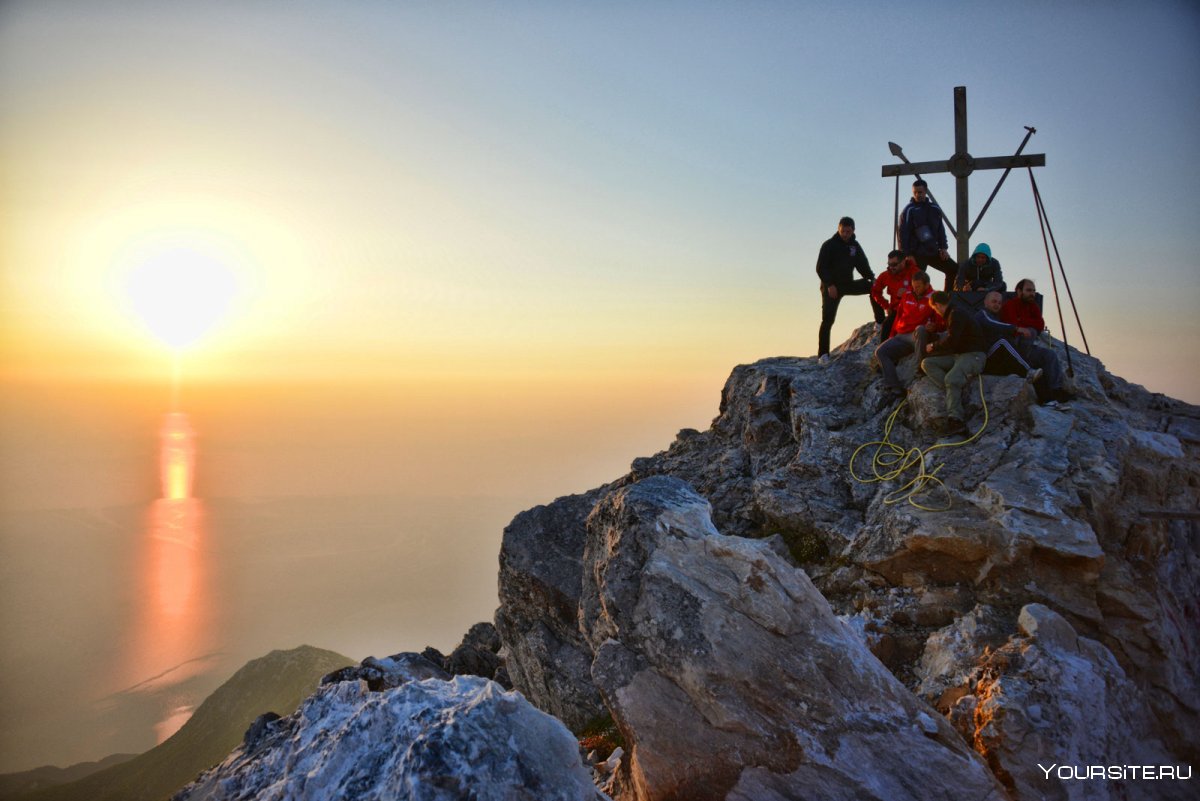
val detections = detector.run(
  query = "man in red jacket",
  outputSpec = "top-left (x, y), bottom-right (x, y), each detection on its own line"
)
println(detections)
top-left (871, 253), bottom-right (918, 340)
top-left (999, 279), bottom-right (1075, 404)
top-left (1000, 278), bottom-right (1045, 332)
top-left (874, 271), bottom-right (943, 403)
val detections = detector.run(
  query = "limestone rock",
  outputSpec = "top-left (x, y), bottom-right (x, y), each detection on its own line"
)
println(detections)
top-left (174, 677), bottom-right (604, 801)
top-left (579, 476), bottom-right (1006, 801)
top-left (321, 652), bottom-right (449, 691)
top-left (495, 488), bottom-right (611, 730)
top-left (914, 604), bottom-right (1010, 711)
top-left (494, 324), bottom-right (1200, 799)
top-left (968, 604), bottom-right (1192, 801)
top-left (443, 621), bottom-right (507, 686)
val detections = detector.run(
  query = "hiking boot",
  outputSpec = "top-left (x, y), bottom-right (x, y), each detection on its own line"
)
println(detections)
top-left (1025, 367), bottom-right (1043, 384)
top-left (818, 354), bottom-right (831, 366)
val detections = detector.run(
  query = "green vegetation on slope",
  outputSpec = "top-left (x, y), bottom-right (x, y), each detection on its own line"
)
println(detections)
top-left (17, 645), bottom-right (352, 801)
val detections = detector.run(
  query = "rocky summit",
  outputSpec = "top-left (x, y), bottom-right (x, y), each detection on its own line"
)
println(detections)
top-left (497, 325), bottom-right (1199, 800)
top-left (178, 326), bottom-right (1197, 801)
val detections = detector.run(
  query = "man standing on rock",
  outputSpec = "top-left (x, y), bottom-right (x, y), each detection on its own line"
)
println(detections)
top-left (898, 180), bottom-right (957, 291)
top-left (815, 216), bottom-right (885, 364)
top-left (922, 291), bottom-right (987, 438)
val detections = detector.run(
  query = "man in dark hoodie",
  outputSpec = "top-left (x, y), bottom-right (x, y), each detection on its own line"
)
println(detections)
top-left (815, 216), bottom-right (885, 364)
top-left (955, 243), bottom-right (1006, 292)
top-left (898, 179), bottom-right (957, 291)
top-left (922, 291), bottom-right (987, 437)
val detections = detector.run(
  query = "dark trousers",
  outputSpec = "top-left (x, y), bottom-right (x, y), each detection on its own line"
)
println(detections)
top-left (880, 309), bottom-right (898, 340)
top-left (984, 338), bottom-right (1064, 403)
top-left (913, 253), bottom-right (957, 292)
top-left (819, 279), bottom-right (884, 357)
top-left (876, 325), bottom-right (934, 390)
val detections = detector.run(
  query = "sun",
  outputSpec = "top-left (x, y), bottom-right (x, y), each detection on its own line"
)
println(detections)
top-left (121, 241), bottom-right (241, 351)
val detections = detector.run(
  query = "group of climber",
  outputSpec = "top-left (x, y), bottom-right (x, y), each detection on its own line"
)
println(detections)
top-left (814, 179), bottom-right (1073, 439)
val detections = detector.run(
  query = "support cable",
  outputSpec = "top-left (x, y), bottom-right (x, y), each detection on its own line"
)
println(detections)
top-left (969, 126), bottom-right (1036, 238)
top-left (1029, 168), bottom-right (1074, 376)
top-left (1029, 171), bottom-right (1091, 356)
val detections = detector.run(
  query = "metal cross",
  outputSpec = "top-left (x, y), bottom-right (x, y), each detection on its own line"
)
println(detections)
top-left (882, 86), bottom-right (1046, 264)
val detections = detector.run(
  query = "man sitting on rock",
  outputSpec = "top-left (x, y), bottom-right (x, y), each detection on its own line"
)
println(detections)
top-left (1001, 279), bottom-right (1075, 404)
top-left (875, 271), bottom-right (942, 405)
top-left (976, 291), bottom-right (1068, 405)
top-left (1001, 278), bottom-right (1045, 331)
top-left (955, 242), bottom-right (1005, 292)
top-left (922, 291), bottom-right (987, 439)
top-left (870, 252), bottom-right (918, 340)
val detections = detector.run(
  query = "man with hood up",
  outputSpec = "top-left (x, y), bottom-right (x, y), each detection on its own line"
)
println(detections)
top-left (955, 243), bottom-right (1006, 292)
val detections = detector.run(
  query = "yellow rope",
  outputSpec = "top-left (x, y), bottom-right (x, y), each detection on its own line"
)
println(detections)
top-left (850, 374), bottom-right (989, 511)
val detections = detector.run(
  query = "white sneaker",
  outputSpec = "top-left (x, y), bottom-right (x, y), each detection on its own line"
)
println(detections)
top-left (818, 354), bottom-right (831, 365)
top-left (1026, 367), bottom-right (1043, 383)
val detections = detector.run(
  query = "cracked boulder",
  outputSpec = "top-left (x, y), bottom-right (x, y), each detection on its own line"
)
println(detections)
top-left (578, 476), bottom-right (1006, 801)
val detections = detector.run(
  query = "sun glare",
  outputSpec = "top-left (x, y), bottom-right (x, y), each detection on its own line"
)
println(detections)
top-left (121, 242), bottom-right (240, 351)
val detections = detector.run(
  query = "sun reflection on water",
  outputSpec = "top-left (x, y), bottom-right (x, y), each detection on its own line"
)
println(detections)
top-left (123, 411), bottom-right (215, 741)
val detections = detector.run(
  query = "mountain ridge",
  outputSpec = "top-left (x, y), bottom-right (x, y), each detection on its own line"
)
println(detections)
top-left (12, 645), bottom-right (351, 801)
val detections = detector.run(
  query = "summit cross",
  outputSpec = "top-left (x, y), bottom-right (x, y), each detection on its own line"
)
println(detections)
top-left (882, 86), bottom-right (1046, 264)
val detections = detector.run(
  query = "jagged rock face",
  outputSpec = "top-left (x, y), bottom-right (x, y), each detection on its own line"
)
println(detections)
top-left (495, 489), bottom-right (610, 730)
top-left (174, 675), bottom-right (602, 801)
top-left (960, 604), bottom-right (1193, 801)
top-left (320, 652), bottom-right (450, 691)
top-left (416, 622), bottom-right (512, 688)
top-left (495, 325), bottom-right (1200, 799)
top-left (578, 476), bottom-right (1006, 801)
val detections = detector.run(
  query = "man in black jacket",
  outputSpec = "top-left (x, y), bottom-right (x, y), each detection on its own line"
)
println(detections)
top-left (922, 292), bottom-right (987, 437)
top-left (815, 216), bottom-right (885, 363)
top-left (898, 180), bottom-right (957, 291)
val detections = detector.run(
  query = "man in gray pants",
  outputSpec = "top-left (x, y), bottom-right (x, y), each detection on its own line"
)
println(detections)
top-left (875, 271), bottom-right (940, 404)
top-left (921, 292), bottom-right (987, 438)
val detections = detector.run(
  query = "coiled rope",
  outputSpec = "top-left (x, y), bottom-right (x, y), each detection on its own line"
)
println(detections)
top-left (849, 375), bottom-right (989, 511)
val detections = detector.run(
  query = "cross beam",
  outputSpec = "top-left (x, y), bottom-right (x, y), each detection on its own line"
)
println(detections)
top-left (881, 86), bottom-right (1046, 264)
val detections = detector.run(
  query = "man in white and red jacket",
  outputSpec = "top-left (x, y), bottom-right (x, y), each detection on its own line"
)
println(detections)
top-left (874, 271), bottom-right (943, 402)
top-left (870, 252), bottom-right (918, 340)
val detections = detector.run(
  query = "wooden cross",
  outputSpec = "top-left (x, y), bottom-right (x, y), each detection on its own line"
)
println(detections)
top-left (882, 86), bottom-right (1046, 264)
